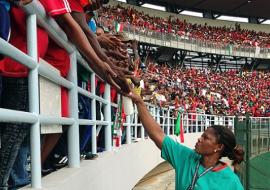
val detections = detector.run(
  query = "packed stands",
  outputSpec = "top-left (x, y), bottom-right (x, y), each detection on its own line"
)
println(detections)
top-left (98, 5), bottom-right (270, 49)
top-left (140, 61), bottom-right (270, 117)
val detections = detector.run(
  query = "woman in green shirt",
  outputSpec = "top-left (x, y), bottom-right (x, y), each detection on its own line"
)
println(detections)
top-left (127, 91), bottom-right (245, 190)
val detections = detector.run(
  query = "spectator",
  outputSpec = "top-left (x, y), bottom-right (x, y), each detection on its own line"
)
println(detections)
top-left (127, 90), bottom-right (245, 190)
top-left (0, 1), bottom-right (35, 189)
top-left (98, 5), bottom-right (270, 48)
top-left (0, 0), bottom-right (11, 60)
top-left (134, 61), bottom-right (270, 117)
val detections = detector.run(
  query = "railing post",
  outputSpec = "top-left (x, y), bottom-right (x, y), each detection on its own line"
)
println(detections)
top-left (186, 114), bottom-right (189, 133)
top-left (140, 105), bottom-right (145, 139)
top-left (141, 124), bottom-right (145, 140)
top-left (167, 109), bottom-right (170, 135)
top-left (91, 73), bottom-right (97, 154)
top-left (246, 115), bottom-right (251, 190)
top-left (165, 109), bottom-right (169, 135)
top-left (153, 106), bottom-right (156, 120)
top-left (126, 115), bottom-right (132, 144)
top-left (27, 13), bottom-right (42, 188)
top-left (172, 113), bottom-right (175, 132)
top-left (161, 109), bottom-right (164, 132)
top-left (162, 109), bottom-right (166, 133)
top-left (195, 114), bottom-right (198, 132)
top-left (104, 84), bottom-right (112, 150)
top-left (67, 52), bottom-right (80, 167)
top-left (258, 118), bottom-right (261, 154)
top-left (268, 118), bottom-right (270, 151)
top-left (134, 110), bottom-right (138, 140)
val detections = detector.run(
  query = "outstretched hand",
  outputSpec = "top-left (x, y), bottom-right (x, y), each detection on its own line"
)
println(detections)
top-left (97, 34), bottom-right (124, 50)
top-left (105, 49), bottom-right (128, 61)
top-left (97, 62), bottom-right (121, 91)
top-left (109, 61), bottom-right (132, 75)
top-left (121, 85), bottom-right (143, 105)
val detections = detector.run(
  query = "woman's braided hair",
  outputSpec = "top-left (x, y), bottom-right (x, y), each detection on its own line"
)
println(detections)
top-left (211, 125), bottom-right (245, 170)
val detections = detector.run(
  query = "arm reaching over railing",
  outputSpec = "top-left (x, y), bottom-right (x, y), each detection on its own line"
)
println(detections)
top-left (97, 34), bottom-right (124, 50)
top-left (53, 13), bottom-right (122, 90)
top-left (70, 11), bottom-right (131, 79)
top-left (127, 91), bottom-right (165, 149)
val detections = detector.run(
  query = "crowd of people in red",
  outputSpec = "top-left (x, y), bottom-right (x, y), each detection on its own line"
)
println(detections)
top-left (98, 5), bottom-right (270, 49)
top-left (141, 61), bottom-right (270, 117)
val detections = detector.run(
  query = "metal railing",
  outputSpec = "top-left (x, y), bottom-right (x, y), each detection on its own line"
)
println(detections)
top-left (180, 113), bottom-right (270, 157)
top-left (98, 18), bottom-right (270, 59)
top-left (181, 113), bottom-right (235, 133)
top-left (0, 1), bottom-right (177, 188)
top-left (120, 104), bottom-right (176, 144)
top-left (249, 117), bottom-right (270, 157)
top-left (234, 116), bottom-right (270, 190)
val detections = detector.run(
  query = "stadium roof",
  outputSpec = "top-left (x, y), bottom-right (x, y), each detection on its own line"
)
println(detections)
top-left (147, 0), bottom-right (270, 20)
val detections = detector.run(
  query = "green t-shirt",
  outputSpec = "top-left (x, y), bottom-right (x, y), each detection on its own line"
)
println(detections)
top-left (77, 64), bottom-right (91, 82)
top-left (161, 136), bottom-right (244, 190)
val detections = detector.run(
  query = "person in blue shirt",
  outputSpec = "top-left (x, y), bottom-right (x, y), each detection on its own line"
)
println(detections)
top-left (127, 91), bottom-right (245, 190)
top-left (0, 0), bottom-right (11, 60)
top-left (0, 0), bottom-right (9, 108)
top-left (88, 17), bottom-right (97, 33)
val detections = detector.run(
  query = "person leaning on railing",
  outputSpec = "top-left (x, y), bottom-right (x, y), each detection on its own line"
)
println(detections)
top-left (0, 0), bottom-right (132, 188)
top-left (0, 0), bottom-right (73, 187)
top-left (38, 0), bottom-right (132, 171)
top-left (0, 0), bottom-right (11, 120)
top-left (0, 0), bottom-right (11, 61)
top-left (126, 90), bottom-right (245, 190)
top-left (39, 0), bottom-right (131, 93)
top-left (68, 0), bottom-right (134, 92)
top-left (0, 1), bottom-right (39, 189)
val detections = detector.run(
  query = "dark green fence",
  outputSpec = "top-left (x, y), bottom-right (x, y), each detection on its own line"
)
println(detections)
top-left (234, 116), bottom-right (270, 190)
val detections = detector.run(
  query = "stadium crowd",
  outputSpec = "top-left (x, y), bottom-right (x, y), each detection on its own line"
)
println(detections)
top-left (0, 0), bottom-right (270, 189)
top-left (139, 61), bottom-right (270, 117)
top-left (98, 5), bottom-right (270, 48)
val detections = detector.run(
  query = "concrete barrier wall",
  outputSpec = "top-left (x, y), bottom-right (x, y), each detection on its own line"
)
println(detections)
top-left (24, 139), bottom-right (162, 190)
top-left (23, 133), bottom-right (203, 190)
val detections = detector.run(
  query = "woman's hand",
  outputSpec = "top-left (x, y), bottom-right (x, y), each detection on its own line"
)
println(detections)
top-left (126, 90), bottom-right (143, 105)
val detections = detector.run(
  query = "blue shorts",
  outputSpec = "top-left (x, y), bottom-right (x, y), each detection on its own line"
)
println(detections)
top-left (0, 3), bottom-right (10, 41)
